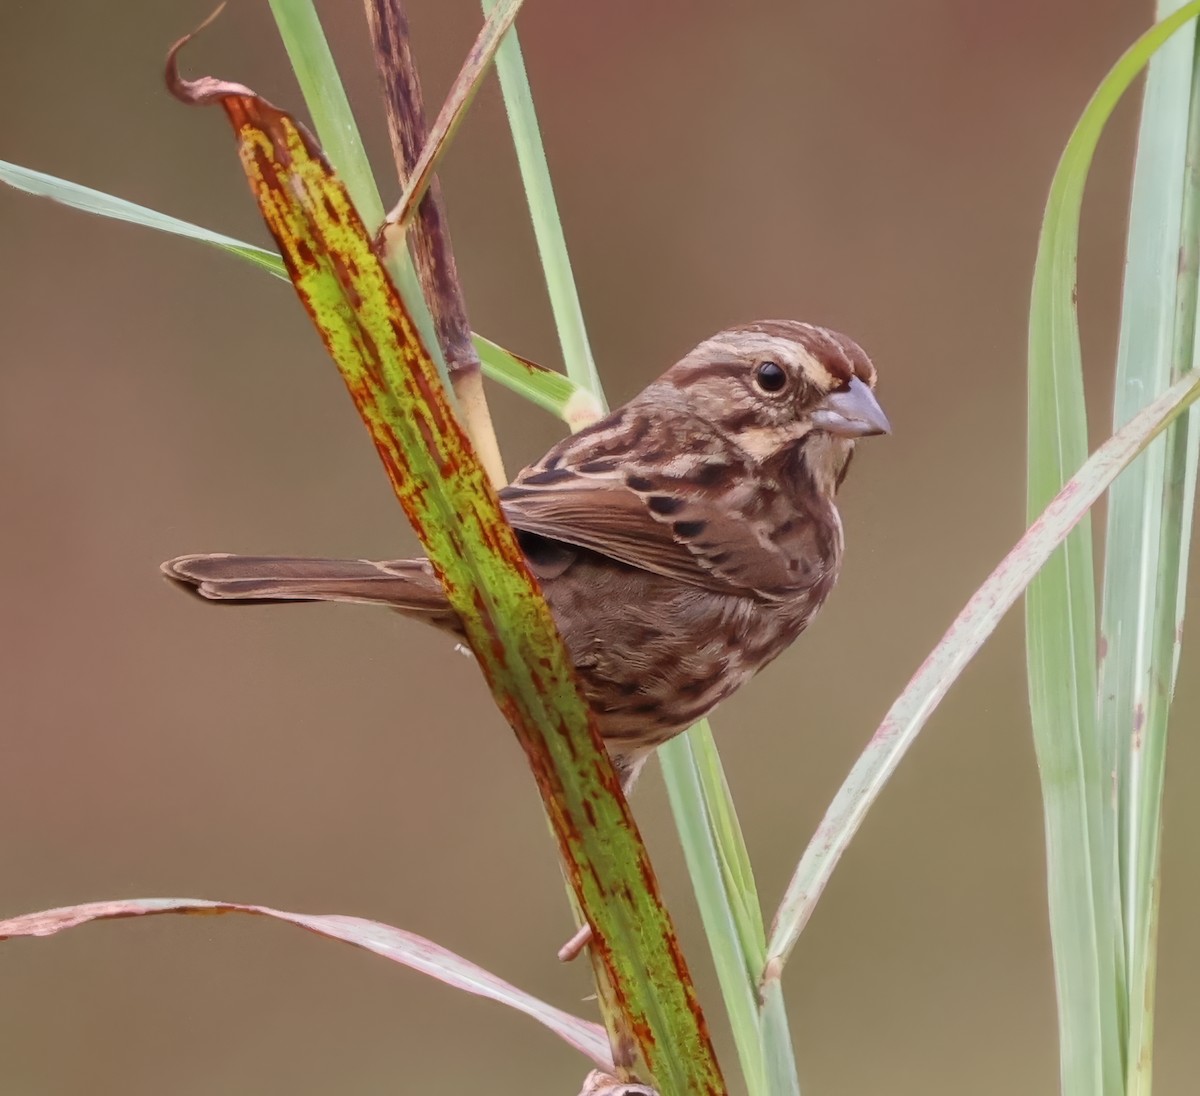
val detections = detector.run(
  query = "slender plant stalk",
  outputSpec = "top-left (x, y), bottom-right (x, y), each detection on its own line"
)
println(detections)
top-left (382, 0), bottom-right (525, 233)
top-left (660, 723), bottom-right (799, 1096)
top-left (660, 727), bottom-right (768, 1096)
top-left (265, 0), bottom-right (383, 226)
top-left (478, 0), bottom-right (603, 399)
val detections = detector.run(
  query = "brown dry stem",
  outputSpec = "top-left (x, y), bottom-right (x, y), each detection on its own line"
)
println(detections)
top-left (364, 0), bottom-right (506, 487)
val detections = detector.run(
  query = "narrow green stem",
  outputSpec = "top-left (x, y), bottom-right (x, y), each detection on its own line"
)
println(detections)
top-left (479, 0), bottom-right (604, 400)
top-left (660, 731), bottom-right (769, 1096)
top-left (479, 8), bottom-right (788, 1089)
top-left (760, 980), bottom-right (803, 1096)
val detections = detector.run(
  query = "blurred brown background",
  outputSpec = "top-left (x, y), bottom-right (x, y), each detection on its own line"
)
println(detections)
top-left (3, 2), bottom-right (1198, 1093)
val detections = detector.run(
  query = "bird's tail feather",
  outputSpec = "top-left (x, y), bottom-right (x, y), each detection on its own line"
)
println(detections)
top-left (161, 553), bottom-right (453, 618)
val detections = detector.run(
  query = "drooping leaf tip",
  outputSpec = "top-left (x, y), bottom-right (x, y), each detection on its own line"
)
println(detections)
top-left (164, 3), bottom-right (254, 107)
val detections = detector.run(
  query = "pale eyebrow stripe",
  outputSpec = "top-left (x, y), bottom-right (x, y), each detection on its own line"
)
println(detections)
top-left (794, 346), bottom-right (835, 389)
top-left (704, 334), bottom-right (838, 389)
top-left (703, 333), bottom-right (800, 360)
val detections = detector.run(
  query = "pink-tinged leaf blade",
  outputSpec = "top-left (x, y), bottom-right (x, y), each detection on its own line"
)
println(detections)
top-left (764, 368), bottom-right (1200, 976)
top-left (0, 898), bottom-right (613, 1069)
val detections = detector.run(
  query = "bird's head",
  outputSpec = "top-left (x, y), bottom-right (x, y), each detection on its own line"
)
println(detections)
top-left (663, 319), bottom-right (889, 496)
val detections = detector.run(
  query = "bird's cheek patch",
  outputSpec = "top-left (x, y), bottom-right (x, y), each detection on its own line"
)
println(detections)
top-left (734, 423), bottom-right (812, 462)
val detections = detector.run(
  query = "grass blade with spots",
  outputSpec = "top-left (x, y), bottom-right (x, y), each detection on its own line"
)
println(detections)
top-left (266, 0), bottom-right (444, 384)
top-left (164, 29), bottom-right (724, 1095)
top-left (0, 898), bottom-right (612, 1068)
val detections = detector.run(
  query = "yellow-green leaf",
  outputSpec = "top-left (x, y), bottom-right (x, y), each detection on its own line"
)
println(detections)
top-left (165, 26), bottom-right (723, 1096)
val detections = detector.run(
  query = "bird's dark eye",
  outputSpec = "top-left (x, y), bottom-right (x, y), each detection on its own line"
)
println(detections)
top-left (754, 360), bottom-right (787, 393)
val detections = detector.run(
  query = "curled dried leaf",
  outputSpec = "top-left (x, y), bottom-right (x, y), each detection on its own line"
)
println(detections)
top-left (576, 1070), bottom-right (658, 1096)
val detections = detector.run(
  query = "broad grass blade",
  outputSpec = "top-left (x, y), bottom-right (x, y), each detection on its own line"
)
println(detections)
top-left (266, 0), bottom-right (444, 382)
top-left (1026, 6), bottom-right (1200, 1092)
top-left (1099, 5), bottom-right (1200, 1089)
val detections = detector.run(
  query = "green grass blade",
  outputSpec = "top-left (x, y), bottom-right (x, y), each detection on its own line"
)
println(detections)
top-left (472, 334), bottom-right (601, 424)
top-left (1097, 8), bottom-right (1195, 1071)
top-left (759, 979), bottom-right (802, 1096)
top-left (0, 164), bottom-right (600, 424)
top-left (166, 47), bottom-right (725, 1094)
top-left (765, 368), bottom-right (1200, 975)
top-left (1100, 7), bottom-right (1200, 1088)
top-left (0, 160), bottom-right (288, 277)
top-left (479, 0), bottom-right (603, 399)
top-left (691, 727), bottom-right (766, 974)
top-left (686, 723), bottom-right (800, 1096)
top-left (1026, 7), bottom-right (1200, 1092)
top-left (660, 726), bottom-right (770, 1096)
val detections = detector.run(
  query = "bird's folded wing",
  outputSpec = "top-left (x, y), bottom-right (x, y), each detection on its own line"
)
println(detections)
top-left (500, 448), bottom-right (824, 601)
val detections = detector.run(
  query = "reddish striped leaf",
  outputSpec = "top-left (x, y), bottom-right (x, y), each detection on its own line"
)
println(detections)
top-left (161, 20), bottom-right (723, 1095)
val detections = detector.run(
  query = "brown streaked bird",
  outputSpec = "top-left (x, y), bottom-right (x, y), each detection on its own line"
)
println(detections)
top-left (163, 320), bottom-right (889, 790)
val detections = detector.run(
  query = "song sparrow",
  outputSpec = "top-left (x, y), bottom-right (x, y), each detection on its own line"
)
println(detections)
top-left (164, 320), bottom-right (888, 788)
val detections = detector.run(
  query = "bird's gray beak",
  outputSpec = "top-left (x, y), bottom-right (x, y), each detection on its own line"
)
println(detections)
top-left (810, 377), bottom-right (891, 438)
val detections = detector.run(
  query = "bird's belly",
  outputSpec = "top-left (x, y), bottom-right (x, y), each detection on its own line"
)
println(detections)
top-left (541, 556), bottom-right (822, 750)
